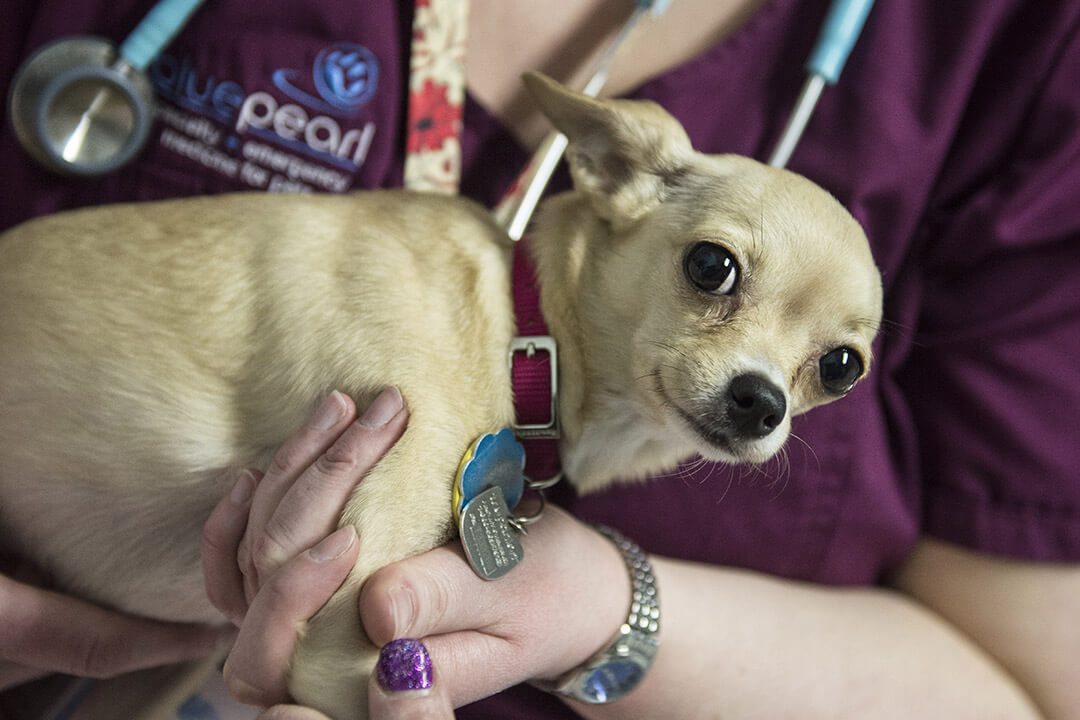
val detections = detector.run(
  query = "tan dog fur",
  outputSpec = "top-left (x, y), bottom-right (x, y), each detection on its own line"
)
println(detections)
top-left (0, 74), bottom-right (881, 717)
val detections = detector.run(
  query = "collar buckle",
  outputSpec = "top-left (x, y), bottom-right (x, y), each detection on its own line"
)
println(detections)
top-left (509, 335), bottom-right (559, 439)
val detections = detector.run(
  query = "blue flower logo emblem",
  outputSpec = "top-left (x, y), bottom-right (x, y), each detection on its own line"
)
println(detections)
top-left (313, 43), bottom-right (379, 111)
top-left (272, 42), bottom-right (379, 117)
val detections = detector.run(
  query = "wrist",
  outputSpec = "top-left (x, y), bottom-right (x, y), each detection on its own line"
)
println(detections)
top-left (520, 507), bottom-right (632, 684)
top-left (534, 525), bottom-right (660, 704)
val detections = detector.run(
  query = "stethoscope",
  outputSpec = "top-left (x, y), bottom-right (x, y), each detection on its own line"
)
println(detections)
top-left (497, 0), bottom-right (878, 239)
top-left (8, 0), bottom-right (205, 177)
top-left (8, 0), bottom-right (873, 181)
top-left (766, 0), bottom-right (875, 168)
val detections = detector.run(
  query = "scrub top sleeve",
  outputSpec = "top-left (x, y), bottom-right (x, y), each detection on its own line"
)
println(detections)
top-left (898, 18), bottom-right (1080, 561)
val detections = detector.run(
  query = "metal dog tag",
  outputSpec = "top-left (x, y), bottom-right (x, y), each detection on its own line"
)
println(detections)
top-left (458, 486), bottom-right (523, 580)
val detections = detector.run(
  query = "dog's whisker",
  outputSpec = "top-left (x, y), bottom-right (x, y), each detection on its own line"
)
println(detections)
top-left (737, 461), bottom-right (760, 486)
top-left (871, 317), bottom-right (913, 342)
top-left (763, 446), bottom-right (791, 498)
top-left (649, 340), bottom-right (694, 364)
top-left (768, 444), bottom-right (794, 496)
top-left (788, 430), bottom-right (820, 472)
top-left (713, 463), bottom-right (735, 505)
top-left (761, 197), bottom-right (767, 244)
top-left (676, 461), bottom-right (699, 483)
top-left (740, 210), bottom-right (762, 259)
top-left (633, 369), bottom-right (662, 385)
top-left (676, 455), bottom-right (712, 486)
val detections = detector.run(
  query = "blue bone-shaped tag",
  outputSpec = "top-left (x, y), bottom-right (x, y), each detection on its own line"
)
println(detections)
top-left (454, 428), bottom-right (526, 519)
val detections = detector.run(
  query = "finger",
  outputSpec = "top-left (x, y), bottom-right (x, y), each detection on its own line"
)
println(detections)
top-left (202, 469), bottom-right (261, 625)
top-left (258, 706), bottom-right (332, 720)
top-left (0, 660), bottom-right (49, 692)
top-left (245, 391), bottom-right (358, 564)
top-left (241, 391), bottom-right (357, 602)
top-left (368, 639), bottom-right (454, 720)
top-left (409, 631), bottom-right (524, 709)
top-left (253, 387), bottom-right (406, 580)
top-left (223, 526), bottom-right (359, 708)
top-left (0, 576), bottom-right (225, 679)
top-left (358, 548), bottom-right (542, 703)
top-left (362, 557), bottom-right (526, 709)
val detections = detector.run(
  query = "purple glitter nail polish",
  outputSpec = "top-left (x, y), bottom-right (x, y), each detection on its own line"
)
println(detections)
top-left (376, 638), bottom-right (434, 692)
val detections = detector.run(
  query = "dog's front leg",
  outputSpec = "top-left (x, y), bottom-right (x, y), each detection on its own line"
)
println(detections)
top-left (285, 416), bottom-right (469, 719)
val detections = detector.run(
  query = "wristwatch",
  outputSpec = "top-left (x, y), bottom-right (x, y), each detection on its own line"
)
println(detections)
top-left (542, 525), bottom-right (660, 704)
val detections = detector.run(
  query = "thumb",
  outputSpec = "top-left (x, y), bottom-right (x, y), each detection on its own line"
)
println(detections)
top-left (368, 639), bottom-right (454, 719)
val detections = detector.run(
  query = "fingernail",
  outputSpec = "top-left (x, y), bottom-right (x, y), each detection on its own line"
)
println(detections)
top-left (312, 391), bottom-right (347, 430)
top-left (310, 526), bottom-right (357, 563)
top-left (229, 471), bottom-right (256, 506)
top-left (376, 639), bottom-right (434, 692)
top-left (359, 387), bottom-right (403, 428)
top-left (388, 585), bottom-right (416, 637)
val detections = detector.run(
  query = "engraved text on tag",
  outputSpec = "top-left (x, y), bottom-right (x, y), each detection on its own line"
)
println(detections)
top-left (458, 486), bottom-right (523, 580)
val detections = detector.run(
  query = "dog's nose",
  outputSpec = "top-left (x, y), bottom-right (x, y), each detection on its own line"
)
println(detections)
top-left (726, 374), bottom-right (787, 439)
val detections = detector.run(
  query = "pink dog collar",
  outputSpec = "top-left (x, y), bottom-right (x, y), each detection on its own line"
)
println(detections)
top-left (511, 240), bottom-right (561, 484)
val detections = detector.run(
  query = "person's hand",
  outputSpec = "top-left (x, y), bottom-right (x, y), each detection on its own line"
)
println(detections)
top-left (358, 504), bottom-right (632, 708)
top-left (204, 389), bottom-right (405, 625)
top-left (0, 556), bottom-right (226, 691)
top-left (201, 388), bottom-right (453, 718)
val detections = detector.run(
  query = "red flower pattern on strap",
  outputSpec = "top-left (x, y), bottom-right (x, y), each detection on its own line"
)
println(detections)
top-left (408, 79), bottom-right (461, 155)
top-left (404, 0), bottom-right (466, 193)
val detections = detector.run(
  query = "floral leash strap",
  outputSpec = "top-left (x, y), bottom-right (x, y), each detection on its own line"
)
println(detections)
top-left (404, 0), bottom-right (468, 194)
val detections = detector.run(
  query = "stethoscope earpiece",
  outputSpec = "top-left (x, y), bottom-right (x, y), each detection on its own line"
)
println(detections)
top-left (8, 0), bottom-right (205, 177)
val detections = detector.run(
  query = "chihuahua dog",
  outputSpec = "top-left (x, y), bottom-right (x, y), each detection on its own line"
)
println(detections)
top-left (0, 73), bottom-right (881, 717)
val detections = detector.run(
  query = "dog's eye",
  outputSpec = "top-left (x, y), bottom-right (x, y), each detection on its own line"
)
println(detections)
top-left (819, 347), bottom-right (863, 395)
top-left (684, 242), bottom-right (738, 295)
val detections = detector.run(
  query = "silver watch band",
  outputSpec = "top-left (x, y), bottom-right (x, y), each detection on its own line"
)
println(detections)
top-left (537, 524), bottom-right (660, 703)
top-left (596, 525), bottom-right (660, 636)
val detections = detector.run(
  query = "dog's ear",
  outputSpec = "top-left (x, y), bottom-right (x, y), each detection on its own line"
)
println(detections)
top-left (523, 71), bottom-right (692, 228)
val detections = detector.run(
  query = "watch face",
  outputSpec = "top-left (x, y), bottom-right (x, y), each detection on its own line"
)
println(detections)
top-left (580, 657), bottom-right (646, 703)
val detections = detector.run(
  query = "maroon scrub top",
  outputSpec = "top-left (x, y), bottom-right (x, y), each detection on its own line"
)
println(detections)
top-left (3, 1), bottom-right (1079, 717)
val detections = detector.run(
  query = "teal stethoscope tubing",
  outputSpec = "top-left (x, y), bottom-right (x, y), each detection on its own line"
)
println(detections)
top-left (119, 0), bottom-right (206, 72)
top-left (767, 0), bottom-right (876, 168)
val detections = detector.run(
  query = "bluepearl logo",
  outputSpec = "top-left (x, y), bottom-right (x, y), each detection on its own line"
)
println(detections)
top-left (273, 42), bottom-right (379, 117)
top-left (150, 47), bottom-right (379, 191)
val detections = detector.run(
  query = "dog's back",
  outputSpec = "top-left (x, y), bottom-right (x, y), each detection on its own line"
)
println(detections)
top-left (0, 190), bottom-right (516, 622)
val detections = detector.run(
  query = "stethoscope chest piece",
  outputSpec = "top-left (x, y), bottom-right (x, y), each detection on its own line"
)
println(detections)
top-left (9, 36), bottom-right (155, 177)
